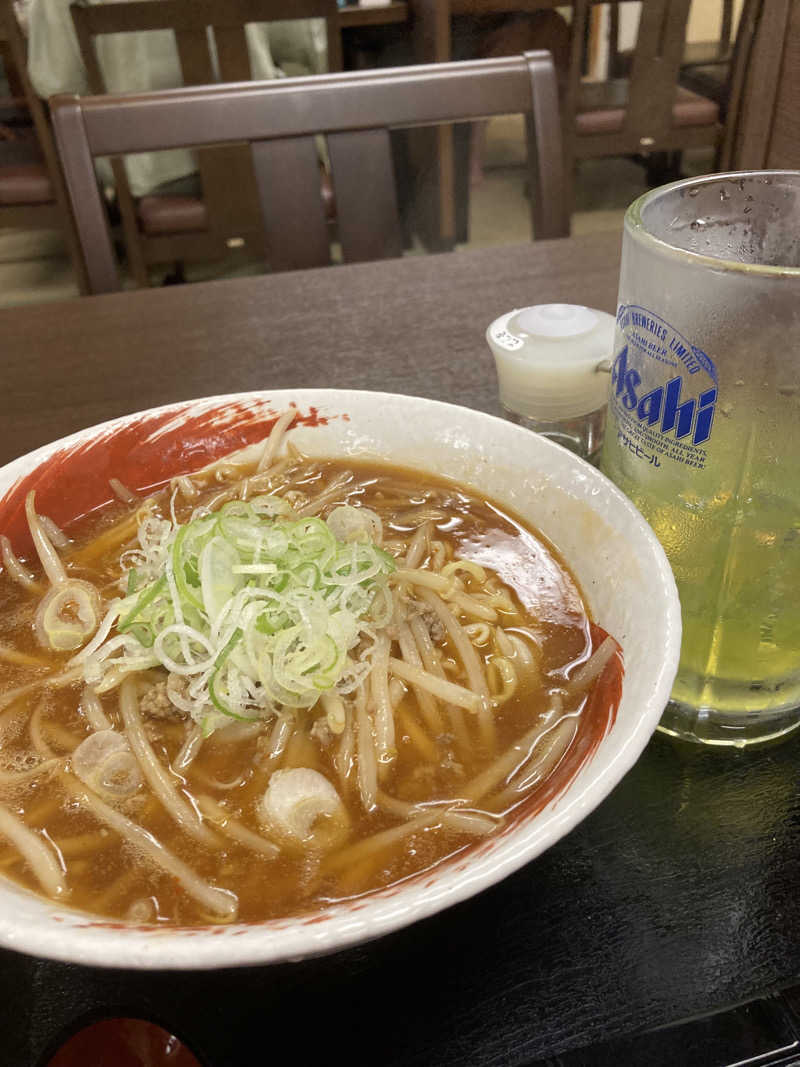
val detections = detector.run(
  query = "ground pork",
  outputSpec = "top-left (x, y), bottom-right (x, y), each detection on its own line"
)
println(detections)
top-left (139, 680), bottom-right (187, 721)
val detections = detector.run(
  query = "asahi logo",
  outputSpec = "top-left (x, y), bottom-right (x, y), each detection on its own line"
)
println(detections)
top-left (611, 345), bottom-right (717, 446)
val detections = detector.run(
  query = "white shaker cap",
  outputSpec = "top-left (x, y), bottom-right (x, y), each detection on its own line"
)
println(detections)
top-left (487, 303), bottom-right (616, 421)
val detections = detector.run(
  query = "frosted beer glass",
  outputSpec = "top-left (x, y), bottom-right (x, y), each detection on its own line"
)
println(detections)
top-left (601, 171), bottom-right (800, 746)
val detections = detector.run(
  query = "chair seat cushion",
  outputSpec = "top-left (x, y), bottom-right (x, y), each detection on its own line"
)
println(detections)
top-left (138, 175), bottom-right (335, 235)
top-left (679, 65), bottom-right (729, 108)
top-left (137, 195), bottom-right (208, 235)
top-left (0, 162), bottom-right (53, 205)
top-left (576, 81), bottom-right (719, 136)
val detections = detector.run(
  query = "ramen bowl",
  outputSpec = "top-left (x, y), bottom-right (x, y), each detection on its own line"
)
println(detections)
top-left (0, 389), bottom-right (680, 969)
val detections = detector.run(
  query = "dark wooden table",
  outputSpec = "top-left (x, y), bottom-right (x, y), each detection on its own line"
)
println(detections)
top-left (0, 235), bottom-right (619, 465)
top-left (3, 234), bottom-right (800, 1067)
top-left (338, 2), bottom-right (409, 29)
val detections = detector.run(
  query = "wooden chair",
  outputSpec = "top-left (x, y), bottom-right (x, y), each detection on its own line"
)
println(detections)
top-left (677, 0), bottom-right (737, 114)
top-left (611, 0), bottom-right (736, 76)
top-left (719, 0), bottom-right (800, 170)
top-left (0, 1), bottom-right (87, 291)
top-left (413, 1), bottom-right (720, 231)
top-left (50, 52), bottom-right (567, 294)
top-left (69, 0), bottom-right (342, 287)
top-left (411, 0), bottom-right (570, 250)
top-left (563, 0), bottom-right (722, 214)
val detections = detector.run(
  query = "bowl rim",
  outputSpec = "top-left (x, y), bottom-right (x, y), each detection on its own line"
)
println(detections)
top-left (0, 388), bottom-right (681, 969)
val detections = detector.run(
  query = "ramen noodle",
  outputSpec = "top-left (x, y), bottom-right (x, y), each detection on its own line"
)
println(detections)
top-left (0, 412), bottom-right (622, 925)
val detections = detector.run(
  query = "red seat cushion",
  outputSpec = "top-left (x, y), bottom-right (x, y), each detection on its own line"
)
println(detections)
top-left (672, 86), bottom-right (720, 127)
top-left (0, 162), bottom-right (53, 205)
top-left (576, 82), bottom-right (719, 136)
top-left (138, 171), bottom-right (335, 235)
top-left (137, 195), bottom-right (208, 235)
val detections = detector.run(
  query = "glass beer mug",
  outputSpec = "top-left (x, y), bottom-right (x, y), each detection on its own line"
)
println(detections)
top-left (601, 172), bottom-right (800, 746)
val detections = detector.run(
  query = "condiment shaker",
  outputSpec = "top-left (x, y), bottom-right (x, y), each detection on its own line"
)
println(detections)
top-left (486, 303), bottom-right (616, 464)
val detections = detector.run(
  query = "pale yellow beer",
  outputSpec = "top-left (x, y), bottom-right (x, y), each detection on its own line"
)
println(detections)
top-left (602, 429), bottom-right (800, 717)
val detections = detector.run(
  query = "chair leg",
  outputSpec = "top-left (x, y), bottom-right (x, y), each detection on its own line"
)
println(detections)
top-left (109, 159), bottom-right (149, 288)
top-left (124, 230), bottom-right (150, 288)
top-left (161, 261), bottom-right (186, 286)
top-left (644, 150), bottom-right (683, 187)
top-left (469, 120), bottom-right (488, 185)
top-left (560, 154), bottom-right (576, 236)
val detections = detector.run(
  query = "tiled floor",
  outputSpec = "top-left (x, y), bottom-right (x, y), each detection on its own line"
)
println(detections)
top-left (0, 116), bottom-right (716, 309)
top-left (0, 226), bottom-right (78, 308)
top-left (467, 115), bottom-right (715, 245)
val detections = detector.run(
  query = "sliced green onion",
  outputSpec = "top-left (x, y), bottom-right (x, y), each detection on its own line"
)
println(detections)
top-left (209, 628), bottom-right (245, 718)
top-left (35, 580), bottom-right (101, 652)
top-left (118, 575), bottom-right (167, 632)
top-left (85, 495), bottom-right (396, 731)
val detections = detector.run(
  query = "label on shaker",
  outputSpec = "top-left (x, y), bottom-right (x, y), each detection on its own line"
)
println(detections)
top-left (608, 305), bottom-right (718, 471)
top-left (489, 324), bottom-right (525, 351)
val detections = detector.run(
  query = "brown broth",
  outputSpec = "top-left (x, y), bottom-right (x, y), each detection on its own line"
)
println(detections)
top-left (0, 459), bottom-right (621, 925)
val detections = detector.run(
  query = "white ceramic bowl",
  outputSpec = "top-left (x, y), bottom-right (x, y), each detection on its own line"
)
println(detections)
top-left (0, 390), bottom-right (681, 969)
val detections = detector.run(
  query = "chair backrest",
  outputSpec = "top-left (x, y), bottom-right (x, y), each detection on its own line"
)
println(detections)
top-left (69, 0), bottom-right (342, 282)
top-left (720, 0), bottom-right (800, 169)
top-left (51, 52), bottom-right (566, 294)
top-left (565, 0), bottom-right (694, 145)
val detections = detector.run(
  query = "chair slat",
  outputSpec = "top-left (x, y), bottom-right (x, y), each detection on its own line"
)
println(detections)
top-left (251, 136), bottom-right (331, 271)
top-left (174, 29), bottom-right (216, 85)
top-left (325, 16), bottom-right (343, 72)
top-left (623, 0), bottom-right (693, 142)
top-left (174, 27), bottom-right (255, 238)
top-left (213, 25), bottom-right (253, 82)
top-left (328, 129), bottom-right (403, 263)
